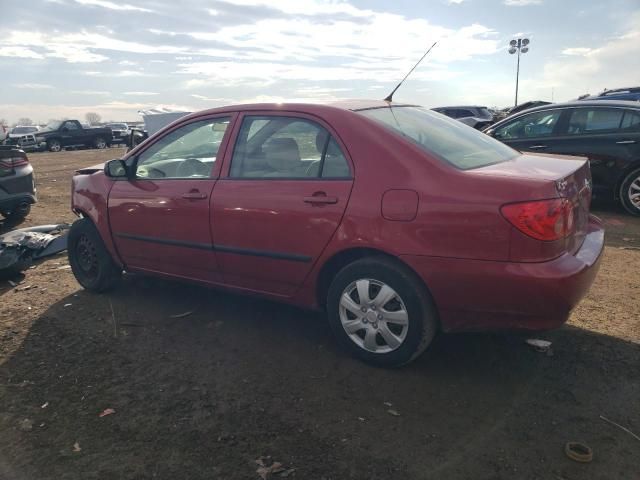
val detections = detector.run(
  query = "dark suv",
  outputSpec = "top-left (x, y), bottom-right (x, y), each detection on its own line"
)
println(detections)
top-left (485, 100), bottom-right (640, 215)
top-left (581, 87), bottom-right (640, 102)
top-left (0, 146), bottom-right (36, 221)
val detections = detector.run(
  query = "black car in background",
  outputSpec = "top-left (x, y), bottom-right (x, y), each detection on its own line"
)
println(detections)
top-left (0, 146), bottom-right (36, 221)
top-left (431, 105), bottom-right (495, 130)
top-left (485, 100), bottom-right (640, 215)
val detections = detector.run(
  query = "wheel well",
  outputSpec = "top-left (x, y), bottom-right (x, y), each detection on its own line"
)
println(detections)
top-left (614, 161), bottom-right (640, 200)
top-left (315, 247), bottom-right (426, 310)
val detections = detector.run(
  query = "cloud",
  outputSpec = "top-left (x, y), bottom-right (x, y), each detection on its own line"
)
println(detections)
top-left (0, 46), bottom-right (44, 59)
top-left (71, 90), bottom-right (111, 95)
top-left (561, 47), bottom-right (594, 56)
top-left (72, 0), bottom-right (152, 12)
top-left (447, 0), bottom-right (466, 4)
top-left (503, 0), bottom-right (542, 5)
top-left (123, 91), bottom-right (160, 96)
top-left (13, 83), bottom-right (54, 89)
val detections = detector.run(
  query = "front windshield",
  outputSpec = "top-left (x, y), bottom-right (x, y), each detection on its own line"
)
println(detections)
top-left (358, 106), bottom-right (518, 170)
top-left (108, 124), bottom-right (127, 130)
top-left (42, 120), bottom-right (62, 131)
top-left (12, 127), bottom-right (37, 134)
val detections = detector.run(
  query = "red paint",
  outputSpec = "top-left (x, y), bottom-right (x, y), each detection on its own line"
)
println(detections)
top-left (71, 101), bottom-right (605, 333)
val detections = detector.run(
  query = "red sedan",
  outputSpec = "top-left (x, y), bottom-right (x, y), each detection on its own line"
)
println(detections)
top-left (68, 100), bottom-right (604, 366)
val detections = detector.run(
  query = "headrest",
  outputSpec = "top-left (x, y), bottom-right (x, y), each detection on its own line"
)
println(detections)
top-left (264, 138), bottom-right (300, 172)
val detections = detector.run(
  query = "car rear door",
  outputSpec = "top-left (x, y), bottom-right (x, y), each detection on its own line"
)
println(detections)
top-left (107, 114), bottom-right (235, 282)
top-left (211, 112), bottom-right (354, 296)
top-left (537, 107), bottom-right (640, 195)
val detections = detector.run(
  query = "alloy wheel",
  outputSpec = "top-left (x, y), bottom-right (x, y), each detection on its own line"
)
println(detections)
top-left (628, 174), bottom-right (640, 210)
top-left (49, 141), bottom-right (61, 152)
top-left (339, 278), bottom-right (409, 353)
top-left (96, 138), bottom-right (107, 149)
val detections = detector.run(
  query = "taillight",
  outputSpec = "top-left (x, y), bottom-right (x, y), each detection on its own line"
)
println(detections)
top-left (501, 198), bottom-right (574, 241)
top-left (0, 155), bottom-right (29, 169)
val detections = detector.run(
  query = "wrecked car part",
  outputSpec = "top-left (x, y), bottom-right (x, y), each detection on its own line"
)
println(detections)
top-left (0, 224), bottom-right (69, 276)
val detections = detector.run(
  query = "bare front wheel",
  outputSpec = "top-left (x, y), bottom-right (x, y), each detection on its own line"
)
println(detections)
top-left (327, 256), bottom-right (438, 367)
top-left (68, 218), bottom-right (122, 292)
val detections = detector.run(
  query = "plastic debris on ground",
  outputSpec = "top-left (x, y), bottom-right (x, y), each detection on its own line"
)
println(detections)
top-left (0, 224), bottom-right (70, 277)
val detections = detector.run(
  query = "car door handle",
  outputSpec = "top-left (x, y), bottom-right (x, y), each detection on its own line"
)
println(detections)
top-left (529, 145), bottom-right (548, 150)
top-left (182, 191), bottom-right (208, 200)
top-left (616, 140), bottom-right (637, 144)
top-left (304, 194), bottom-right (338, 205)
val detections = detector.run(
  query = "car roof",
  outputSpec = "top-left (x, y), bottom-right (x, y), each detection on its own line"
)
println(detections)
top-left (177, 99), bottom-right (419, 121)
top-left (433, 105), bottom-right (488, 110)
top-left (511, 99), bottom-right (640, 114)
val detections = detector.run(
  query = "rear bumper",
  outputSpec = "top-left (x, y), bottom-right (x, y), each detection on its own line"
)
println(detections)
top-left (401, 215), bottom-right (605, 332)
top-left (0, 167), bottom-right (37, 212)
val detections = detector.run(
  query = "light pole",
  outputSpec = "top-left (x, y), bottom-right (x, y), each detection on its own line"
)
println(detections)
top-left (508, 38), bottom-right (530, 107)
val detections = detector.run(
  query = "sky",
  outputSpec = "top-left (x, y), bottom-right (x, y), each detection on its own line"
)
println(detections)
top-left (0, 0), bottom-right (639, 124)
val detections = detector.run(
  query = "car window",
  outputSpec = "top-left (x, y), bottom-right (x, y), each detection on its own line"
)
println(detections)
top-left (135, 117), bottom-right (230, 179)
top-left (358, 106), bottom-right (517, 170)
top-left (457, 109), bottom-right (474, 118)
top-left (229, 116), bottom-right (350, 179)
top-left (567, 108), bottom-right (624, 135)
top-left (494, 110), bottom-right (561, 139)
top-left (64, 121), bottom-right (79, 131)
top-left (621, 110), bottom-right (640, 132)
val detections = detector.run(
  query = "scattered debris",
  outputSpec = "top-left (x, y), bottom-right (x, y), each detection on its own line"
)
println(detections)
top-left (109, 299), bottom-right (117, 338)
top-left (383, 401), bottom-right (393, 407)
top-left (98, 408), bottom-right (116, 418)
top-left (387, 409), bottom-right (401, 417)
top-left (7, 280), bottom-right (17, 287)
top-left (19, 418), bottom-right (33, 431)
top-left (526, 338), bottom-right (552, 353)
top-left (41, 402), bottom-right (49, 409)
top-left (600, 415), bottom-right (640, 442)
top-left (564, 442), bottom-right (593, 463)
top-left (0, 224), bottom-right (70, 277)
top-left (63, 303), bottom-right (72, 308)
top-left (56, 265), bottom-right (72, 270)
top-left (72, 442), bottom-right (82, 453)
top-left (170, 310), bottom-right (193, 319)
top-left (255, 456), bottom-right (291, 479)
top-left (357, 417), bottom-right (365, 422)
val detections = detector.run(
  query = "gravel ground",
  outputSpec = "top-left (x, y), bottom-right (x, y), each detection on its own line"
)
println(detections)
top-left (0, 148), bottom-right (638, 480)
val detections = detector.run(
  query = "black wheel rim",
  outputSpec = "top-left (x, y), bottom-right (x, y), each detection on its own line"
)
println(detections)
top-left (76, 234), bottom-right (99, 279)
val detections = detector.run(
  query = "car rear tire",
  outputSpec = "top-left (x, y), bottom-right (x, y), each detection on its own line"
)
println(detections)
top-left (1, 203), bottom-right (31, 221)
top-left (326, 256), bottom-right (438, 367)
top-left (619, 167), bottom-right (640, 216)
top-left (68, 218), bottom-right (121, 292)
top-left (47, 139), bottom-right (62, 152)
top-left (94, 137), bottom-right (107, 149)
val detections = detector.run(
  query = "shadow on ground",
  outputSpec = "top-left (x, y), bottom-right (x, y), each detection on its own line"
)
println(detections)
top-left (0, 277), bottom-right (638, 480)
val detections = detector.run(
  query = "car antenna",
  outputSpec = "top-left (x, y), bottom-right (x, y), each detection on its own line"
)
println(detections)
top-left (384, 40), bottom-right (438, 103)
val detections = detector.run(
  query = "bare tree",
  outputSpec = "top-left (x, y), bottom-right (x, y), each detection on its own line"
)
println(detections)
top-left (85, 112), bottom-right (101, 125)
top-left (17, 117), bottom-right (34, 126)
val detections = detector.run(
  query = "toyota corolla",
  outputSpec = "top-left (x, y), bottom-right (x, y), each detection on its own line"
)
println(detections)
top-left (68, 100), bottom-right (604, 366)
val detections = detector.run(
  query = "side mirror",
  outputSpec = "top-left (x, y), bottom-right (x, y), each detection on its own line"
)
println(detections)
top-left (104, 159), bottom-right (129, 178)
top-left (485, 128), bottom-right (496, 137)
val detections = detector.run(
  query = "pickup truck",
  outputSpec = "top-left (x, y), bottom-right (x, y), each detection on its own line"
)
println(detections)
top-left (36, 120), bottom-right (112, 152)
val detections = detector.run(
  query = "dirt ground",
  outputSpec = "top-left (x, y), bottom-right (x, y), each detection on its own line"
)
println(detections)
top-left (0, 148), bottom-right (639, 480)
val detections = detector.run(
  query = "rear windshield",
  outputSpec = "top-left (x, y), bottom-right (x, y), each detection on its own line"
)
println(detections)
top-left (358, 106), bottom-right (517, 170)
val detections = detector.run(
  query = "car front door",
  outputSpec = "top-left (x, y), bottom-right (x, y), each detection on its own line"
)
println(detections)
top-left (492, 108), bottom-right (564, 153)
top-left (211, 113), bottom-right (354, 296)
top-left (60, 121), bottom-right (83, 148)
top-left (108, 115), bottom-right (234, 282)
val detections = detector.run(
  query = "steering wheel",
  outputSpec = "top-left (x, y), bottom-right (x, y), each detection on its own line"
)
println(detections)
top-left (176, 158), bottom-right (209, 177)
top-left (136, 165), bottom-right (166, 178)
